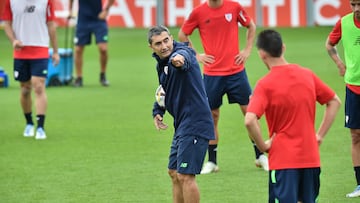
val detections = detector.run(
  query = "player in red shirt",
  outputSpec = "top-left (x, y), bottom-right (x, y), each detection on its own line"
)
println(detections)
top-left (245, 29), bottom-right (341, 202)
top-left (325, 0), bottom-right (360, 198)
top-left (178, 0), bottom-right (268, 174)
top-left (2, 0), bottom-right (59, 139)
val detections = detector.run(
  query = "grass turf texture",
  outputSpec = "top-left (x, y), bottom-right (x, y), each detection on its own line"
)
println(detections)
top-left (0, 26), bottom-right (357, 202)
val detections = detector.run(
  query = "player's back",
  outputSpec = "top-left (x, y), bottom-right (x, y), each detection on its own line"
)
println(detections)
top-left (258, 64), bottom-right (321, 169)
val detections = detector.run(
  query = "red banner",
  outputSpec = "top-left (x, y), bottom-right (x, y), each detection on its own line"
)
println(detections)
top-left (1, 0), bottom-right (353, 27)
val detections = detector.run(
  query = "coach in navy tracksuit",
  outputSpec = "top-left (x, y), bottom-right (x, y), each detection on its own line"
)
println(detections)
top-left (148, 25), bottom-right (215, 203)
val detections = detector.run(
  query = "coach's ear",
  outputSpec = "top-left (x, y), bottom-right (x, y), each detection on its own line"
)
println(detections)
top-left (149, 43), bottom-right (156, 53)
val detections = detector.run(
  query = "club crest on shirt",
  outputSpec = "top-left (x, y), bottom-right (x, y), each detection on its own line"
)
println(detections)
top-left (164, 66), bottom-right (168, 75)
top-left (225, 13), bottom-right (232, 22)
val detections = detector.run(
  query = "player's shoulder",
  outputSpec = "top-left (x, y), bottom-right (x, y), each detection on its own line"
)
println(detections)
top-left (288, 63), bottom-right (312, 72)
top-left (342, 12), bottom-right (353, 20)
top-left (290, 64), bottom-right (319, 80)
top-left (191, 1), bottom-right (207, 13)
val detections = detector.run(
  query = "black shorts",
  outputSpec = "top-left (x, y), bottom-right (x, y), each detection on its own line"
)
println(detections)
top-left (14, 58), bottom-right (48, 82)
top-left (269, 168), bottom-right (321, 203)
top-left (345, 86), bottom-right (360, 129)
top-left (168, 135), bottom-right (209, 175)
top-left (76, 21), bottom-right (108, 45)
top-left (203, 69), bottom-right (252, 109)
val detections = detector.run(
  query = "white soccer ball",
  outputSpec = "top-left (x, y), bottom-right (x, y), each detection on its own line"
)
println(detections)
top-left (155, 85), bottom-right (166, 108)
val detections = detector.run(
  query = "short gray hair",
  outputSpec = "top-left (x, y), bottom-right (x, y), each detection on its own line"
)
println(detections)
top-left (147, 25), bottom-right (170, 44)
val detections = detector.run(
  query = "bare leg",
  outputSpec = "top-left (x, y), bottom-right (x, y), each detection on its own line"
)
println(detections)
top-left (177, 173), bottom-right (200, 203)
top-left (32, 76), bottom-right (47, 115)
top-left (210, 108), bottom-right (220, 145)
top-left (98, 42), bottom-right (108, 74)
top-left (169, 170), bottom-right (184, 203)
top-left (20, 81), bottom-right (32, 114)
top-left (351, 129), bottom-right (360, 167)
top-left (74, 45), bottom-right (85, 78)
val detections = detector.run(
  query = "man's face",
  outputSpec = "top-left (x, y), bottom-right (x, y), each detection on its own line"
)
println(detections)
top-left (149, 31), bottom-right (174, 59)
top-left (350, 0), bottom-right (360, 20)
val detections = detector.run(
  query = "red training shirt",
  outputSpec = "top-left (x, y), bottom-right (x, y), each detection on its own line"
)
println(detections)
top-left (181, 0), bottom-right (252, 76)
top-left (247, 64), bottom-right (335, 170)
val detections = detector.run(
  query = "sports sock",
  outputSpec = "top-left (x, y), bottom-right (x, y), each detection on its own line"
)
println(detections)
top-left (208, 144), bottom-right (217, 164)
top-left (253, 141), bottom-right (263, 159)
top-left (355, 166), bottom-right (360, 185)
top-left (100, 72), bottom-right (106, 79)
top-left (36, 115), bottom-right (45, 129)
top-left (24, 112), bottom-right (33, 125)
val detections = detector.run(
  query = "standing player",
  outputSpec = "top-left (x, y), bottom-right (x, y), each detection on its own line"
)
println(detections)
top-left (245, 29), bottom-right (341, 202)
top-left (2, 0), bottom-right (60, 139)
top-left (148, 25), bottom-right (215, 203)
top-left (68, 0), bottom-right (115, 87)
top-left (178, 0), bottom-right (268, 174)
top-left (325, 0), bottom-right (360, 198)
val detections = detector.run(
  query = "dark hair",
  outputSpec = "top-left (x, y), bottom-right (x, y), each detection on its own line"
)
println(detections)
top-left (147, 25), bottom-right (170, 44)
top-left (256, 29), bottom-right (283, 57)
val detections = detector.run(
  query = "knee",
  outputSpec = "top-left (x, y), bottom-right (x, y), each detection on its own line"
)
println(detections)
top-left (99, 48), bottom-right (107, 57)
top-left (32, 81), bottom-right (45, 96)
top-left (351, 130), bottom-right (360, 145)
top-left (33, 87), bottom-right (44, 96)
top-left (21, 84), bottom-right (32, 97)
top-left (75, 46), bottom-right (83, 55)
top-left (98, 44), bottom-right (107, 55)
top-left (177, 173), bottom-right (195, 184)
top-left (168, 170), bottom-right (179, 183)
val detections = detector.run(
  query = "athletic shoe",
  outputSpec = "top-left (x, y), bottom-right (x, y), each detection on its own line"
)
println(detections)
top-left (23, 124), bottom-right (34, 137)
top-left (200, 161), bottom-right (219, 174)
top-left (255, 154), bottom-right (269, 171)
top-left (35, 128), bottom-right (47, 140)
top-left (100, 74), bottom-right (109, 86)
top-left (73, 77), bottom-right (83, 87)
top-left (346, 185), bottom-right (360, 198)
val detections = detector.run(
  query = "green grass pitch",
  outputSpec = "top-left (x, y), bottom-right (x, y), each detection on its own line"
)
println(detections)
top-left (0, 26), bottom-right (358, 202)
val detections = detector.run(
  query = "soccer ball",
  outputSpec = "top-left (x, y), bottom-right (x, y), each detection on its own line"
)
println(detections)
top-left (155, 85), bottom-right (166, 108)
